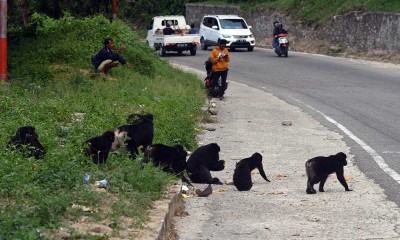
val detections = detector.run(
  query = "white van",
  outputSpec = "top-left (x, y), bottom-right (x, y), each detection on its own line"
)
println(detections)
top-left (199, 15), bottom-right (255, 51)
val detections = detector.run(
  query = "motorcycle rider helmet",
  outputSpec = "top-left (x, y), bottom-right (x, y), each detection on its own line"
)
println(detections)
top-left (273, 21), bottom-right (281, 27)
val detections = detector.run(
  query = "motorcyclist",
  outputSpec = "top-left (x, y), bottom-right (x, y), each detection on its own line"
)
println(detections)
top-left (272, 21), bottom-right (288, 48)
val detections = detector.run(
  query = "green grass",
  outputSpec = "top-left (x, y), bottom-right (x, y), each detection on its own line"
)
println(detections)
top-left (1, 14), bottom-right (206, 238)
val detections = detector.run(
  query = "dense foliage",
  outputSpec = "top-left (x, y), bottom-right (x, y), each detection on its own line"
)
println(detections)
top-left (1, 14), bottom-right (206, 238)
top-left (7, 0), bottom-right (205, 27)
top-left (7, 0), bottom-right (400, 28)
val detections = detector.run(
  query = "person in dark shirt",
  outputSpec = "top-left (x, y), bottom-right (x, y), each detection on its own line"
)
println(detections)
top-left (163, 23), bottom-right (175, 35)
top-left (92, 38), bottom-right (131, 75)
top-left (188, 23), bottom-right (197, 34)
top-left (272, 21), bottom-right (288, 48)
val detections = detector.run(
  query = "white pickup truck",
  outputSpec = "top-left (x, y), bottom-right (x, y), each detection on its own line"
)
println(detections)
top-left (146, 16), bottom-right (201, 57)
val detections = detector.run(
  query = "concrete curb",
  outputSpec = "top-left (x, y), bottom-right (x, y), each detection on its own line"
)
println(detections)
top-left (156, 189), bottom-right (183, 240)
top-left (135, 184), bottom-right (183, 240)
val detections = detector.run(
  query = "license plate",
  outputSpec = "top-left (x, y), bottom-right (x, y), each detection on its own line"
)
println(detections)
top-left (279, 37), bottom-right (288, 44)
top-left (177, 44), bottom-right (186, 47)
top-left (237, 40), bottom-right (246, 43)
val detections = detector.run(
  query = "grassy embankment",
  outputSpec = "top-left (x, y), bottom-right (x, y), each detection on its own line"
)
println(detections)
top-left (205, 0), bottom-right (400, 23)
top-left (1, 14), bottom-right (206, 239)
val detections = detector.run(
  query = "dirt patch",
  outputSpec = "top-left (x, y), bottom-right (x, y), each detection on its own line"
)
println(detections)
top-left (44, 184), bottom-right (182, 240)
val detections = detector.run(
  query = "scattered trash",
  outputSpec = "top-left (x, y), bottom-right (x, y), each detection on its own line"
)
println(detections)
top-left (216, 188), bottom-right (228, 193)
top-left (195, 184), bottom-right (213, 197)
top-left (181, 185), bottom-right (190, 194)
top-left (276, 173), bottom-right (288, 177)
top-left (224, 178), bottom-right (234, 185)
top-left (71, 112), bottom-right (86, 123)
top-left (281, 120), bottom-right (292, 126)
top-left (83, 174), bottom-right (90, 184)
top-left (94, 179), bottom-right (108, 188)
top-left (71, 204), bottom-right (92, 212)
top-left (182, 194), bottom-right (191, 198)
top-left (267, 192), bottom-right (285, 195)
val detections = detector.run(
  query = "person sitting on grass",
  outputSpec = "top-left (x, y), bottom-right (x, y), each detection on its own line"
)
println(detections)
top-left (92, 38), bottom-right (131, 75)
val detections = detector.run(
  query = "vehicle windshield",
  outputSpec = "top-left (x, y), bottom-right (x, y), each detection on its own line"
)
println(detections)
top-left (219, 19), bottom-right (247, 29)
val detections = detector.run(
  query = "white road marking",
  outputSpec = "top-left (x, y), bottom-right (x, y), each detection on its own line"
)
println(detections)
top-left (290, 97), bottom-right (400, 183)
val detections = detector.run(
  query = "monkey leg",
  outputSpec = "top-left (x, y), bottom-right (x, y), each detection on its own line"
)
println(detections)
top-left (318, 175), bottom-right (328, 192)
top-left (306, 179), bottom-right (317, 194)
top-left (211, 177), bottom-right (223, 185)
top-left (189, 165), bottom-right (217, 184)
top-left (125, 139), bottom-right (139, 159)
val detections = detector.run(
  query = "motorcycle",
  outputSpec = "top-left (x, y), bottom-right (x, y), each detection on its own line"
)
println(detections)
top-left (274, 33), bottom-right (289, 57)
top-left (203, 58), bottom-right (228, 98)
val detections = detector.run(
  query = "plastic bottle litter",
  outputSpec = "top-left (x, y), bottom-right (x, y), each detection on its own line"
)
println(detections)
top-left (181, 185), bottom-right (189, 194)
top-left (83, 174), bottom-right (90, 184)
top-left (94, 179), bottom-right (108, 188)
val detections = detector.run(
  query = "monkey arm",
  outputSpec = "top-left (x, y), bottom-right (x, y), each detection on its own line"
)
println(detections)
top-left (336, 169), bottom-right (352, 191)
top-left (258, 165), bottom-right (270, 182)
top-left (178, 172), bottom-right (193, 187)
top-left (209, 160), bottom-right (225, 171)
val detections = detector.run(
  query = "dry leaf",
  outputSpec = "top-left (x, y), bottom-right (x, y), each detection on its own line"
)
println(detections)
top-left (195, 184), bottom-right (213, 197)
top-left (268, 192), bottom-right (284, 195)
top-left (216, 188), bottom-right (229, 192)
top-left (225, 178), bottom-right (234, 185)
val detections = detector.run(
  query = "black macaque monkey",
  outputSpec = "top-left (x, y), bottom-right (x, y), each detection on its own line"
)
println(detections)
top-left (7, 126), bottom-right (45, 159)
top-left (83, 131), bottom-right (115, 164)
top-left (233, 152), bottom-right (270, 191)
top-left (186, 143), bottom-right (225, 184)
top-left (143, 143), bottom-right (192, 186)
top-left (305, 152), bottom-right (352, 194)
top-left (112, 114), bottom-right (154, 158)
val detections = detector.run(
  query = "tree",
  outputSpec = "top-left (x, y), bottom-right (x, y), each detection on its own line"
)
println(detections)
top-left (20, 0), bottom-right (29, 26)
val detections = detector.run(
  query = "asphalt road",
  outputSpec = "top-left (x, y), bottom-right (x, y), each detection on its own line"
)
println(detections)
top-left (165, 47), bottom-right (400, 205)
top-left (171, 64), bottom-right (400, 239)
